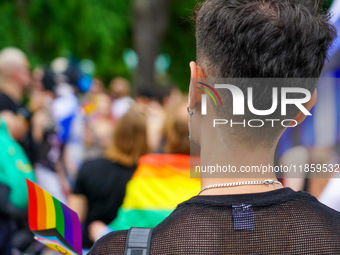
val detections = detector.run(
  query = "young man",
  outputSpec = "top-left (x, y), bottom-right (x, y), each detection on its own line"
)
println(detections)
top-left (89, 0), bottom-right (340, 254)
top-left (0, 47), bottom-right (35, 255)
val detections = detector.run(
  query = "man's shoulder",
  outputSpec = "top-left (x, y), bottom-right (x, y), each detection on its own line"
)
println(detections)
top-left (89, 230), bottom-right (128, 255)
top-left (298, 191), bottom-right (338, 212)
top-left (293, 192), bottom-right (340, 235)
top-left (312, 196), bottom-right (340, 219)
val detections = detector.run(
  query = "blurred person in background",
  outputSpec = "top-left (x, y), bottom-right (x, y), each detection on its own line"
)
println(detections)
top-left (135, 88), bottom-right (165, 152)
top-left (0, 47), bottom-right (36, 163)
top-left (279, 145), bottom-right (339, 198)
top-left (160, 86), bottom-right (185, 112)
top-left (90, 78), bottom-right (105, 95)
top-left (88, 101), bottom-right (200, 242)
top-left (84, 92), bottom-right (114, 160)
top-left (30, 67), bottom-right (68, 203)
top-left (156, 86), bottom-right (186, 152)
top-left (69, 110), bottom-right (149, 251)
top-left (50, 59), bottom-right (88, 181)
top-left (317, 146), bottom-right (340, 212)
top-left (110, 77), bottom-right (134, 121)
top-left (82, 78), bottom-right (106, 121)
top-left (0, 118), bottom-right (35, 255)
top-left (0, 47), bottom-right (39, 254)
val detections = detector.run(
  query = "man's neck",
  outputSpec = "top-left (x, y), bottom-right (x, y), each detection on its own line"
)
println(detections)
top-left (1, 81), bottom-right (22, 102)
top-left (199, 135), bottom-right (280, 196)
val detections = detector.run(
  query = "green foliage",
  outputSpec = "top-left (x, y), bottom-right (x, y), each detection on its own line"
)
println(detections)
top-left (0, 0), bottom-right (335, 91)
top-left (0, 0), bottom-right (198, 89)
top-left (0, 0), bottom-right (132, 82)
top-left (324, 0), bottom-right (334, 10)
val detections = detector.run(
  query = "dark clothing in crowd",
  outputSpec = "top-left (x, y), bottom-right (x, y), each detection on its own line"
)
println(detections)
top-left (0, 93), bottom-right (36, 253)
top-left (36, 121), bottom-right (61, 172)
top-left (0, 93), bottom-right (20, 114)
top-left (73, 158), bottom-right (136, 249)
top-left (0, 217), bottom-right (12, 255)
top-left (89, 188), bottom-right (340, 255)
top-left (0, 93), bottom-right (36, 163)
top-left (0, 93), bottom-right (32, 124)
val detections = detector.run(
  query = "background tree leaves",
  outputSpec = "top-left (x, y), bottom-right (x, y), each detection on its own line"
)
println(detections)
top-left (0, 0), bottom-right (333, 92)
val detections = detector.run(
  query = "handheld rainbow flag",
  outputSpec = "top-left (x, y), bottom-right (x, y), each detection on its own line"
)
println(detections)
top-left (26, 179), bottom-right (82, 255)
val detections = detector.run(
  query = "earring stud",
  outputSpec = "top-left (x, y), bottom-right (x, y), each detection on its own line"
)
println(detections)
top-left (187, 105), bottom-right (197, 116)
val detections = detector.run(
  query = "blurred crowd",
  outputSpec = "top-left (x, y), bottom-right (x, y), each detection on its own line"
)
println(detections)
top-left (0, 47), bottom-right (189, 254)
top-left (0, 47), bottom-right (340, 255)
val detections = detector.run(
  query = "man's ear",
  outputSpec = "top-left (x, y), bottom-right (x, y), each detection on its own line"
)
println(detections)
top-left (291, 89), bottom-right (317, 126)
top-left (188, 61), bottom-right (206, 110)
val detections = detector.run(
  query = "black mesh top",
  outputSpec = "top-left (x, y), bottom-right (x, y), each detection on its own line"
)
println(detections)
top-left (89, 188), bottom-right (340, 254)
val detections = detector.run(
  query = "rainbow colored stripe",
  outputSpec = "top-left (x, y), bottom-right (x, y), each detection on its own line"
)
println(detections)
top-left (110, 154), bottom-right (200, 230)
top-left (26, 179), bottom-right (82, 255)
top-left (197, 82), bottom-right (223, 106)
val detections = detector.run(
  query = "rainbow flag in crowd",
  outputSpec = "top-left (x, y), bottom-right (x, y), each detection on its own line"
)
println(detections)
top-left (110, 154), bottom-right (200, 230)
top-left (26, 179), bottom-right (82, 255)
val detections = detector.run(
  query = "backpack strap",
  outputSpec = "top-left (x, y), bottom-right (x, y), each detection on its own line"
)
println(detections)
top-left (124, 227), bottom-right (153, 255)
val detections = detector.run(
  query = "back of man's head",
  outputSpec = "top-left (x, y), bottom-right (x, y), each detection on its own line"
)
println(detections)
top-left (194, 0), bottom-right (336, 146)
top-left (195, 0), bottom-right (335, 79)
